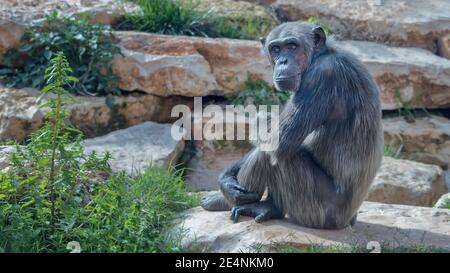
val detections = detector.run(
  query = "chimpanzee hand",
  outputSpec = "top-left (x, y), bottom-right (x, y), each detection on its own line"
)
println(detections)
top-left (230, 201), bottom-right (283, 223)
top-left (220, 181), bottom-right (260, 206)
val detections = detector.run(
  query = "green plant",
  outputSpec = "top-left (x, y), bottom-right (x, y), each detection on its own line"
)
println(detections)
top-left (306, 17), bottom-right (332, 35)
top-left (383, 143), bottom-right (403, 158)
top-left (119, 0), bottom-right (277, 40)
top-left (394, 90), bottom-right (417, 122)
top-left (119, 0), bottom-right (213, 36)
top-left (0, 52), bottom-right (198, 252)
top-left (227, 78), bottom-right (290, 106)
top-left (444, 200), bottom-right (450, 209)
top-left (0, 12), bottom-right (121, 96)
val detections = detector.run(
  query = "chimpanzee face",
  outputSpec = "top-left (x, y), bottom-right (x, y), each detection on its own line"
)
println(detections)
top-left (261, 23), bottom-right (326, 92)
top-left (267, 36), bottom-right (306, 92)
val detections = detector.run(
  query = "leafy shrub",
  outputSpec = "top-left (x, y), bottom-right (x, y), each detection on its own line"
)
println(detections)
top-left (227, 78), bottom-right (290, 106)
top-left (0, 52), bottom-right (197, 253)
top-left (0, 13), bottom-right (121, 96)
top-left (118, 0), bottom-right (213, 36)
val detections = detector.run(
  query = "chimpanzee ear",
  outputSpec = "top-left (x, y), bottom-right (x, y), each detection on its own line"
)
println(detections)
top-left (260, 37), bottom-right (266, 47)
top-left (312, 26), bottom-right (326, 49)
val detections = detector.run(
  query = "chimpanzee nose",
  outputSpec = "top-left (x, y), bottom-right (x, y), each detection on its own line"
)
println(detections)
top-left (278, 57), bottom-right (288, 65)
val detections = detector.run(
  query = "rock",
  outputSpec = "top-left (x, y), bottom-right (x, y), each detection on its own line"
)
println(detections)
top-left (0, 88), bottom-right (45, 142)
top-left (434, 193), bottom-right (450, 209)
top-left (0, 0), bottom-right (136, 25)
top-left (337, 41), bottom-right (450, 110)
top-left (0, 21), bottom-right (24, 65)
top-left (174, 202), bottom-right (450, 252)
top-left (0, 145), bottom-right (14, 171)
top-left (113, 33), bottom-right (450, 109)
top-left (383, 115), bottom-right (450, 168)
top-left (369, 157), bottom-right (447, 206)
top-left (438, 33), bottom-right (450, 62)
top-left (185, 142), bottom-right (251, 191)
top-left (0, 87), bottom-right (193, 141)
top-left (112, 32), bottom-right (272, 97)
top-left (83, 122), bottom-right (185, 174)
top-left (68, 94), bottom-right (193, 138)
top-left (270, 0), bottom-right (450, 57)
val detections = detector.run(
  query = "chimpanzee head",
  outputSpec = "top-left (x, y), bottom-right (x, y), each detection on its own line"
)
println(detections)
top-left (261, 22), bottom-right (326, 92)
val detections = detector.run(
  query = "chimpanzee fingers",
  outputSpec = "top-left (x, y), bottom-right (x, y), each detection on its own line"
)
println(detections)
top-left (232, 184), bottom-right (248, 193)
top-left (235, 192), bottom-right (260, 205)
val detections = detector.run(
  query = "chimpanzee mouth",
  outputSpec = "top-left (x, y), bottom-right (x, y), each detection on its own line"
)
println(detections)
top-left (274, 78), bottom-right (300, 92)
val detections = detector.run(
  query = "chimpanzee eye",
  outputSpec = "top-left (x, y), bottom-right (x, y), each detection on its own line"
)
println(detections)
top-left (287, 43), bottom-right (297, 50)
top-left (271, 45), bottom-right (281, 54)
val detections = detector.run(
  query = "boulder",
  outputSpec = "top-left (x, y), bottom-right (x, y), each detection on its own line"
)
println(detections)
top-left (174, 202), bottom-right (450, 252)
top-left (68, 94), bottom-right (193, 138)
top-left (438, 34), bottom-right (450, 59)
top-left (0, 87), bottom-right (192, 142)
top-left (369, 157), bottom-right (447, 206)
top-left (0, 21), bottom-right (24, 65)
top-left (270, 0), bottom-right (450, 57)
top-left (383, 115), bottom-right (450, 168)
top-left (434, 193), bottom-right (450, 209)
top-left (113, 33), bottom-right (450, 109)
top-left (0, 88), bottom-right (45, 142)
top-left (185, 142), bottom-right (251, 191)
top-left (112, 32), bottom-right (272, 97)
top-left (83, 122), bottom-right (185, 174)
top-left (337, 41), bottom-right (450, 110)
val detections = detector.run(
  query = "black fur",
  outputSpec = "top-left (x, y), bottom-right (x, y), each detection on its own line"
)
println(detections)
top-left (201, 22), bottom-right (383, 229)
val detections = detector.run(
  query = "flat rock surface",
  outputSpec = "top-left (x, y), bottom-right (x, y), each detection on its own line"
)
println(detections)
top-left (83, 122), bottom-right (185, 174)
top-left (175, 202), bottom-right (450, 252)
top-left (270, 0), bottom-right (450, 56)
top-left (383, 115), bottom-right (450, 168)
top-left (369, 157), bottom-right (447, 206)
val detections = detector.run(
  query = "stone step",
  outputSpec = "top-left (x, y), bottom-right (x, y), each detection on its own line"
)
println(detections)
top-left (112, 32), bottom-right (450, 109)
top-left (383, 115), bottom-right (450, 168)
top-left (83, 122), bottom-right (185, 175)
top-left (263, 0), bottom-right (450, 58)
top-left (173, 202), bottom-right (450, 252)
top-left (0, 87), bottom-right (192, 142)
top-left (1, 121), bottom-right (186, 175)
top-left (369, 156), bottom-right (447, 206)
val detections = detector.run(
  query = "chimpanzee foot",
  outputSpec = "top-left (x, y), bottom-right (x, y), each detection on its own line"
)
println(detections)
top-left (230, 201), bottom-right (283, 223)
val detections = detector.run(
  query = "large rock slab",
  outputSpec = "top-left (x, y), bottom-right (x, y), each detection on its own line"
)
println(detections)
top-left (0, 21), bottom-right (24, 65)
top-left (383, 115), bottom-right (450, 168)
top-left (369, 157), bottom-right (447, 206)
top-left (337, 41), bottom-right (450, 110)
top-left (83, 122), bottom-right (185, 174)
top-left (0, 87), bottom-right (192, 141)
top-left (175, 202), bottom-right (450, 252)
top-left (112, 33), bottom-right (450, 109)
top-left (0, 88), bottom-right (44, 142)
top-left (270, 0), bottom-right (450, 57)
top-left (112, 32), bottom-right (272, 97)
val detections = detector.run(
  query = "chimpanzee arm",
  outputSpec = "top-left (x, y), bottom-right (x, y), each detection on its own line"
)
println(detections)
top-left (218, 151), bottom-right (261, 206)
